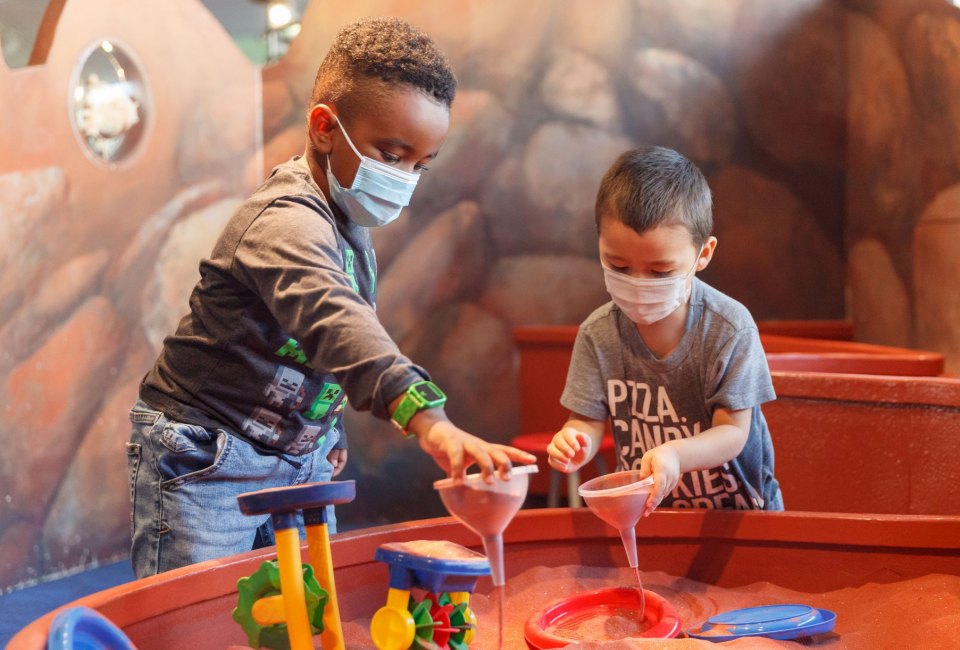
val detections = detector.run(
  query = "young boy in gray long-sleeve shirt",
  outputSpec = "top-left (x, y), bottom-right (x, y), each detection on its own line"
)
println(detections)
top-left (547, 147), bottom-right (782, 517)
top-left (128, 17), bottom-right (534, 577)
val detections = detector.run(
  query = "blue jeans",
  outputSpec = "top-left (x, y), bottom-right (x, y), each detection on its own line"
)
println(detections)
top-left (126, 399), bottom-right (339, 578)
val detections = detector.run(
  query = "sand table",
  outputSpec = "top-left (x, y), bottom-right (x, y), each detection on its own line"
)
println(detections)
top-left (333, 564), bottom-right (960, 649)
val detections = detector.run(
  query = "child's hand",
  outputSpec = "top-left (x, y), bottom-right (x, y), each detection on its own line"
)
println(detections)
top-left (638, 444), bottom-right (681, 517)
top-left (413, 412), bottom-right (537, 483)
top-left (546, 427), bottom-right (593, 474)
top-left (327, 448), bottom-right (348, 478)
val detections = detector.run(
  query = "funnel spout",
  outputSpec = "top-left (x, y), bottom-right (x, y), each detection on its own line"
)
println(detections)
top-left (483, 534), bottom-right (505, 586)
top-left (619, 526), bottom-right (638, 569)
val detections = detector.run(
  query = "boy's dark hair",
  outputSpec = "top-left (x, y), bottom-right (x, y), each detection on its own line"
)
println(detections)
top-left (595, 146), bottom-right (713, 247)
top-left (309, 17), bottom-right (457, 118)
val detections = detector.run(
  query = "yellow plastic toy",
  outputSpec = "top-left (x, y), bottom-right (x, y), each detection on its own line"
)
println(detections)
top-left (233, 481), bottom-right (356, 650)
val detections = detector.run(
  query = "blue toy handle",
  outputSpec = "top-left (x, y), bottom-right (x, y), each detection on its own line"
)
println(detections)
top-left (48, 606), bottom-right (137, 650)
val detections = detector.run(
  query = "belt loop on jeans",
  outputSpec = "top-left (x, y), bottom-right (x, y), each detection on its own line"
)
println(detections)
top-left (130, 410), bottom-right (162, 424)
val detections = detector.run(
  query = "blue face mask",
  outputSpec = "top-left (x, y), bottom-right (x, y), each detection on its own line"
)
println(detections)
top-left (325, 117), bottom-right (420, 227)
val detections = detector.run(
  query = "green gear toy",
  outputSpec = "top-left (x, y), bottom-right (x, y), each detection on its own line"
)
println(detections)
top-left (233, 559), bottom-right (328, 650)
top-left (431, 592), bottom-right (474, 650)
top-left (408, 594), bottom-right (441, 650)
top-left (438, 592), bottom-right (474, 650)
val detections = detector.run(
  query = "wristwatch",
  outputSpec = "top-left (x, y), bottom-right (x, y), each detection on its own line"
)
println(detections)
top-left (390, 380), bottom-right (447, 435)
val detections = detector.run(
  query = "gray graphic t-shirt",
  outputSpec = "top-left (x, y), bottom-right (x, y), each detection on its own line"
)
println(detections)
top-left (561, 279), bottom-right (782, 510)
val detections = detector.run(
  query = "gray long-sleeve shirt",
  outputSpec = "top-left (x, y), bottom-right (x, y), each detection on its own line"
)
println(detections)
top-left (140, 157), bottom-right (428, 454)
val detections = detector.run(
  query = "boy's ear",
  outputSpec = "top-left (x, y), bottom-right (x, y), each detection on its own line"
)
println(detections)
top-left (695, 236), bottom-right (718, 272)
top-left (307, 104), bottom-right (338, 154)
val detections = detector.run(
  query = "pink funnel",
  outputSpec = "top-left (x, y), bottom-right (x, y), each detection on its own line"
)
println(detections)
top-left (577, 470), bottom-right (655, 569)
top-left (434, 465), bottom-right (538, 586)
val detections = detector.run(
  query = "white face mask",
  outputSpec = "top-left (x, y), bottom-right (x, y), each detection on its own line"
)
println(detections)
top-left (602, 252), bottom-right (701, 325)
top-left (325, 116), bottom-right (420, 227)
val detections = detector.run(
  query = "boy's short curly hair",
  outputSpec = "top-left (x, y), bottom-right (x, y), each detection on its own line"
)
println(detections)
top-left (309, 17), bottom-right (457, 117)
top-left (595, 147), bottom-right (713, 248)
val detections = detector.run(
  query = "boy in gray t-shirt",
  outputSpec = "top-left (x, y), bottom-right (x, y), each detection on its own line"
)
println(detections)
top-left (547, 147), bottom-right (782, 515)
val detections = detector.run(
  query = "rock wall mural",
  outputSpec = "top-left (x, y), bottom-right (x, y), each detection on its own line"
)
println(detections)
top-left (2, 0), bottom-right (959, 592)
top-left (0, 0), bottom-right (260, 590)
top-left (845, 0), bottom-right (960, 371)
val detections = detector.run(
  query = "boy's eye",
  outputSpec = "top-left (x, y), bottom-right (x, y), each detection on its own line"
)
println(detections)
top-left (378, 151), bottom-right (427, 172)
top-left (651, 270), bottom-right (674, 278)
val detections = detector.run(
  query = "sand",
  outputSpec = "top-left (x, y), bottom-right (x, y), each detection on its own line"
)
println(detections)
top-left (379, 540), bottom-right (490, 562)
top-left (337, 564), bottom-right (960, 649)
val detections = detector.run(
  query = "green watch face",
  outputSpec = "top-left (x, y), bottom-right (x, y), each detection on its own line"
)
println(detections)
top-left (413, 381), bottom-right (445, 403)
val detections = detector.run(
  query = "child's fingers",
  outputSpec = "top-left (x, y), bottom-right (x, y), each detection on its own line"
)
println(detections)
top-left (574, 431), bottom-right (592, 448)
top-left (642, 471), bottom-right (665, 517)
top-left (504, 447), bottom-right (538, 464)
top-left (465, 442), bottom-right (497, 484)
top-left (555, 436), bottom-right (577, 457)
top-left (638, 453), bottom-right (653, 480)
top-left (445, 441), bottom-right (466, 482)
top-left (548, 436), bottom-right (576, 459)
top-left (643, 490), bottom-right (660, 517)
top-left (487, 447), bottom-right (515, 481)
top-left (558, 429), bottom-right (585, 456)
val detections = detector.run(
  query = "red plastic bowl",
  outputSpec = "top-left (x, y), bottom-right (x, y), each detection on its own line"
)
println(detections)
top-left (524, 586), bottom-right (682, 648)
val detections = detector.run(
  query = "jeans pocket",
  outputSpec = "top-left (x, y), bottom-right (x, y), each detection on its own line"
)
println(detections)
top-left (157, 423), bottom-right (230, 490)
top-left (125, 442), bottom-right (141, 537)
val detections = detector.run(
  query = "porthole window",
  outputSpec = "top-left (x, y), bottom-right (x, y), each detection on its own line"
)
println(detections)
top-left (68, 39), bottom-right (150, 165)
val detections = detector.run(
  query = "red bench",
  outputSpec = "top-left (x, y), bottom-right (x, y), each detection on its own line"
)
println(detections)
top-left (763, 334), bottom-right (944, 376)
top-left (757, 318), bottom-right (854, 340)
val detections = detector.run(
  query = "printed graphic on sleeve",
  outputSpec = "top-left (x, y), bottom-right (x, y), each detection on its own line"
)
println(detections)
top-left (607, 378), bottom-right (761, 510)
top-left (344, 249), bottom-right (360, 293)
top-left (365, 250), bottom-right (377, 307)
